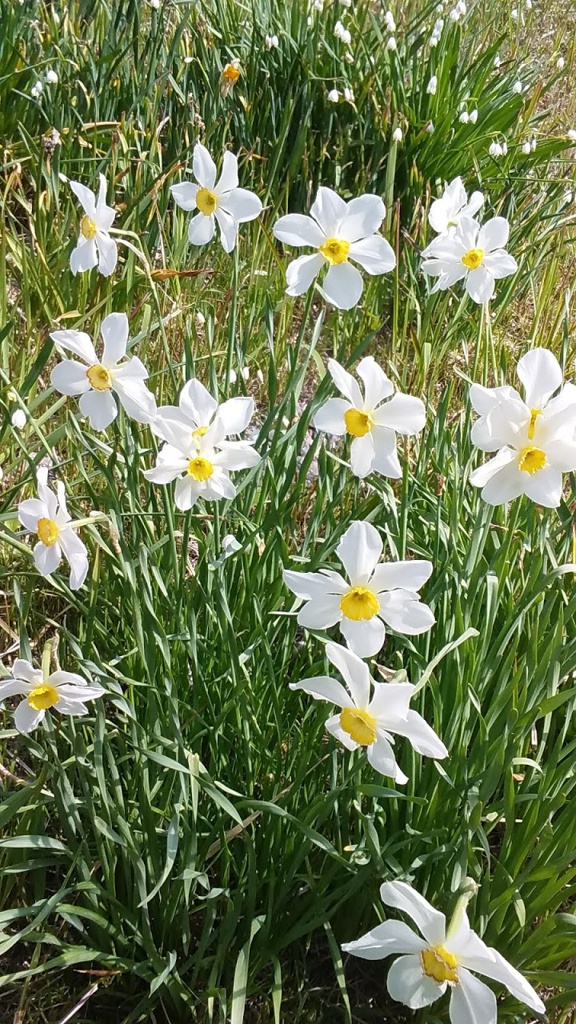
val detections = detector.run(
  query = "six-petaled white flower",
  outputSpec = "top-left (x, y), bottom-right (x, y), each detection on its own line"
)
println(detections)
top-left (470, 348), bottom-right (576, 506)
top-left (0, 657), bottom-right (105, 733)
top-left (290, 642), bottom-right (447, 782)
top-left (152, 378), bottom-right (255, 448)
top-left (283, 520), bottom-right (435, 658)
top-left (342, 880), bottom-right (545, 1024)
top-left (170, 143), bottom-right (262, 253)
top-left (313, 356), bottom-right (425, 478)
top-left (273, 186), bottom-right (396, 310)
top-left (428, 177), bottom-right (484, 235)
top-left (18, 468), bottom-right (89, 590)
top-left (421, 215), bottom-right (517, 303)
top-left (69, 174), bottom-right (117, 277)
top-left (50, 313), bottom-right (157, 431)
top-left (144, 415), bottom-right (260, 511)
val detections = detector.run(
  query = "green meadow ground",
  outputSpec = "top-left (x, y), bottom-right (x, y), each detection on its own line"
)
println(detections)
top-left (1, 0), bottom-right (576, 1021)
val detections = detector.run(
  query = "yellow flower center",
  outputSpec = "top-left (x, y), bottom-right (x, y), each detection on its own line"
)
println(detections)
top-left (344, 408), bottom-right (373, 437)
top-left (527, 407), bottom-right (542, 440)
top-left (86, 364), bottom-right (112, 391)
top-left (196, 188), bottom-right (218, 216)
top-left (222, 63), bottom-right (240, 84)
top-left (319, 237), bottom-right (351, 265)
top-left (518, 446), bottom-right (547, 474)
top-left (340, 587), bottom-right (379, 621)
top-left (192, 425), bottom-right (209, 439)
top-left (461, 247), bottom-right (484, 270)
top-left (80, 215), bottom-right (98, 239)
top-left (27, 684), bottom-right (60, 711)
top-left (421, 946), bottom-right (459, 985)
top-left (340, 706), bottom-right (378, 746)
top-left (187, 456), bottom-right (214, 481)
top-left (37, 517), bottom-right (60, 547)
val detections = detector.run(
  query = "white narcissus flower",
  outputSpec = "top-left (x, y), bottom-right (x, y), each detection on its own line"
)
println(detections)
top-left (469, 348), bottom-right (576, 507)
top-left (290, 642), bottom-right (447, 783)
top-left (313, 356), bottom-right (425, 478)
top-left (69, 174), bottom-right (117, 277)
top-left (342, 880), bottom-right (545, 1024)
top-left (170, 143), bottom-right (262, 253)
top-left (17, 468), bottom-right (89, 590)
top-left (50, 313), bottom-right (157, 431)
top-left (283, 520), bottom-right (434, 658)
top-left (144, 415), bottom-right (260, 511)
top-left (152, 378), bottom-right (255, 446)
top-left (428, 177), bottom-right (484, 235)
top-left (273, 186), bottom-right (396, 310)
top-left (0, 657), bottom-right (105, 733)
top-left (421, 216), bottom-right (517, 303)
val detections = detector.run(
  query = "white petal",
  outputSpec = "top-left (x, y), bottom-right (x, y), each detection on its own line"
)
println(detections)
top-left (482, 251), bottom-right (517, 280)
top-left (313, 398), bottom-right (350, 436)
top-left (390, 709), bottom-right (448, 759)
top-left (350, 433), bottom-right (375, 478)
top-left (472, 458), bottom-right (525, 506)
top-left (327, 359), bottom-right (363, 407)
top-left (517, 348), bottom-right (563, 409)
top-left (144, 450), bottom-right (188, 484)
top-left (547, 437), bottom-right (576, 471)
top-left (204, 467), bottom-right (236, 500)
top-left (170, 181), bottom-right (199, 211)
top-left (218, 187), bottom-right (262, 223)
top-left (371, 560), bottom-right (432, 593)
top-left (213, 441), bottom-right (260, 470)
top-left (297, 594), bottom-right (343, 629)
top-left (285, 253), bottom-right (324, 295)
top-left (465, 267), bottom-right (495, 304)
top-left (310, 186), bottom-right (347, 236)
top-left (50, 329), bottom-right (97, 364)
top-left (188, 211), bottom-right (215, 247)
top-left (325, 714), bottom-right (359, 751)
top-left (18, 498), bottom-right (47, 532)
top-left (478, 216), bottom-right (509, 252)
top-left (12, 660), bottom-right (41, 685)
top-left (289, 674), bottom-right (352, 709)
top-left (342, 921), bottom-right (425, 960)
top-left (371, 428), bottom-right (402, 478)
top-left (216, 150), bottom-right (239, 194)
top-left (373, 393), bottom-right (426, 434)
top-left (58, 529), bottom-right (89, 590)
top-left (100, 312), bottom-right (129, 367)
top-left (469, 383), bottom-right (521, 417)
top-left (113, 355), bottom-right (149, 382)
top-left (114, 379), bottom-right (157, 423)
top-left (217, 396), bottom-right (254, 435)
top-left (79, 389), bottom-right (118, 430)
top-left (339, 616), bottom-right (385, 658)
top-left (449, 970), bottom-right (497, 1024)
top-left (177, 379), bottom-right (215, 426)
top-left (340, 195), bottom-right (386, 243)
top-left (273, 213), bottom-right (325, 248)
top-left (325, 641), bottom-right (371, 708)
top-left (69, 180), bottom-right (96, 215)
top-left (95, 233), bottom-right (118, 277)
top-left (34, 540), bottom-right (61, 577)
top-left (192, 142), bottom-right (217, 189)
top-left (174, 476), bottom-right (200, 510)
top-left (336, 520), bottom-right (383, 586)
top-left (322, 262), bottom-right (363, 310)
top-left (215, 207), bottom-right (238, 253)
top-left (428, 195), bottom-right (452, 234)
top-left (0, 680), bottom-right (29, 700)
top-left (378, 590), bottom-right (435, 635)
top-left (369, 682), bottom-right (413, 722)
top-left (522, 465), bottom-right (563, 507)
top-left (51, 360), bottom-right (91, 396)
top-left (458, 949), bottom-right (545, 1014)
top-left (464, 191), bottom-right (484, 219)
top-left (14, 700), bottom-right (45, 733)
top-left (356, 356), bottom-right (394, 409)
top-left (379, 881), bottom-right (447, 946)
top-left (386, 954), bottom-right (444, 1009)
top-left (349, 235), bottom-right (396, 275)
top-left (367, 735), bottom-right (406, 782)
top-left (70, 237), bottom-right (98, 274)
top-left (283, 569), bottom-right (347, 600)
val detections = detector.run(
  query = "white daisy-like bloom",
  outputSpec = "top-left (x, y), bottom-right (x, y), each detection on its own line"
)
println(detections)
top-left (69, 174), bottom-right (117, 277)
top-left (283, 520), bottom-right (434, 658)
top-left (273, 186), bottom-right (396, 310)
top-left (421, 216), bottom-right (517, 303)
top-left (342, 880), bottom-right (545, 1024)
top-left (170, 143), bottom-right (262, 254)
top-left (313, 356), bottom-right (425, 479)
top-left (0, 657), bottom-right (105, 734)
top-left (290, 642), bottom-right (447, 783)
top-left (50, 313), bottom-right (157, 431)
top-left (469, 348), bottom-right (576, 507)
top-left (144, 415), bottom-right (260, 511)
top-left (17, 468), bottom-right (89, 590)
top-left (152, 378), bottom-right (255, 446)
top-left (428, 177), bottom-right (484, 235)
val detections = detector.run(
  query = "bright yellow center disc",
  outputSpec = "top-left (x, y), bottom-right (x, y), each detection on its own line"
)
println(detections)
top-left (80, 215), bottom-right (98, 239)
top-left (344, 408), bottom-right (373, 437)
top-left (319, 237), bottom-right (350, 265)
top-left (86, 364), bottom-right (112, 390)
top-left (340, 706), bottom-right (378, 745)
top-left (28, 684), bottom-right (60, 711)
top-left (518, 446), bottom-right (546, 474)
top-left (461, 247), bottom-right (484, 270)
top-left (196, 188), bottom-right (218, 216)
top-left (187, 456), bottom-right (214, 481)
top-left (340, 587), bottom-right (379, 621)
top-left (37, 517), bottom-right (60, 547)
top-left (421, 946), bottom-right (459, 985)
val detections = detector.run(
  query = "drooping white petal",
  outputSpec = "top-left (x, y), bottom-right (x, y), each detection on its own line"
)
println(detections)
top-left (522, 465), bottom-right (563, 507)
top-left (458, 948), bottom-right (545, 1014)
top-left (517, 348), bottom-right (563, 409)
top-left (340, 195), bottom-right (386, 243)
top-left (218, 187), bottom-right (262, 223)
top-left (356, 356), bottom-right (394, 409)
top-left (192, 142), bottom-right (217, 190)
top-left (283, 569), bottom-right (347, 600)
top-left (313, 397), bottom-right (350, 435)
top-left (0, 679), bottom-right (29, 700)
top-left (273, 213), bottom-right (325, 248)
top-left (173, 476), bottom-right (201, 511)
top-left (350, 433), bottom-right (375, 478)
top-left (380, 881), bottom-right (447, 946)
top-left (389, 709), bottom-right (448, 759)
top-left (18, 498), bottom-right (49, 532)
top-left (58, 529), bottom-right (89, 590)
top-left (482, 251), bottom-right (517, 280)
top-left (204, 467), bottom-right (237, 500)
top-left (342, 920), bottom-right (426, 960)
top-left (95, 232), bottom-right (118, 277)
top-left (368, 735), bottom-right (407, 782)
top-left (70, 237), bottom-right (99, 275)
top-left (325, 641), bottom-right (371, 708)
top-left (386, 954), bottom-right (444, 1008)
top-left (310, 186), bottom-right (347, 236)
top-left (373, 393), bottom-right (426, 434)
top-left (349, 235), bottom-right (396, 275)
top-left (371, 427), bottom-right (402, 478)
top-left (170, 181), bottom-right (199, 211)
top-left (449, 970), bottom-right (497, 1024)
top-left (321, 261), bottom-right (364, 310)
top-left (114, 378), bottom-right (157, 424)
top-left (339, 615), bottom-right (385, 658)
top-left (14, 700), bottom-right (45, 733)
top-left (11, 660), bottom-right (42, 685)
top-left (100, 312), bottom-right (129, 367)
top-left (289, 674), bottom-right (352, 710)
top-left (370, 560), bottom-right (432, 594)
top-left (217, 397), bottom-right (254, 435)
top-left (327, 359), bottom-right (364, 407)
top-left (285, 253), bottom-right (324, 295)
top-left (215, 150), bottom-right (239, 194)
top-left (336, 520), bottom-right (383, 586)
top-left (79, 389), bottom-right (118, 430)
top-left (33, 539), bottom-right (62, 577)
top-left (51, 360), bottom-right (92, 396)
top-left (297, 594), bottom-right (343, 629)
top-left (215, 207), bottom-right (239, 252)
top-left (465, 267), bottom-right (495, 304)
top-left (378, 589), bottom-right (435, 635)
top-left (50, 329), bottom-right (98, 365)
top-left (188, 211), bottom-right (215, 246)
top-left (213, 441), bottom-right (260, 471)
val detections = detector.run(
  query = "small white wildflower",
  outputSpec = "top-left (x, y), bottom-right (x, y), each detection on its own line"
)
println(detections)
top-left (45, 69), bottom-right (58, 84)
top-left (228, 370), bottom-right (238, 384)
top-left (11, 409), bottom-right (26, 429)
top-left (313, 0), bottom-right (323, 9)
top-left (426, 121), bottom-right (435, 133)
top-left (511, 7), bottom-right (518, 18)
top-left (386, 36), bottom-right (397, 50)
top-left (489, 141), bottom-right (503, 157)
top-left (494, 54), bottom-right (501, 67)
top-left (459, 111), bottom-right (470, 123)
top-left (525, 0), bottom-right (532, 8)
top-left (183, 56), bottom-right (193, 63)
top-left (556, 57), bottom-right (565, 70)
top-left (392, 127), bottom-right (403, 142)
top-left (469, 109), bottom-right (478, 124)
top-left (385, 10), bottom-right (396, 30)
top-left (343, 87), bottom-right (354, 102)
top-left (31, 81), bottom-right (44, 97)
top-left (265, 34), bottom-right (279, 49)
top-left (521, 141), bottom-right (531, 155)
top-left (149, 0), bottom-right (160, 8)
top-left (513, 80), bottom-right (523, 94)
top-left (502, 141), bottom-right (508, 155)
top-left (427, 75), bottom-right (438, 95)
top-left (340, 0), bottom-right (352, 7)
top-left (195, 311), bottom-right (206, 326)
top-left (344, 51), bottom-right (354, 63)
top-left (328, 89), bottom-right (340, 103)
top-left (567, 129), bottom-right (576, 142)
